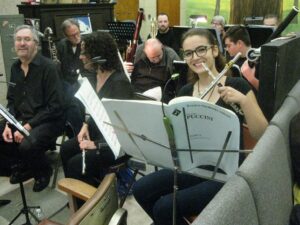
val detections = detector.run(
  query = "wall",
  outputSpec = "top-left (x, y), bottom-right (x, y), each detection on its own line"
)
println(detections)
top-left (0, 0), bottom-right (22, 105)
top-left (139, 0), bottom-right (156, 41)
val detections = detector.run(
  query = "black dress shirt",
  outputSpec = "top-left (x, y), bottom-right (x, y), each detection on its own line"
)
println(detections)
top-left (7, 53), bottom-right (64, 128)
top-left (57, 38), bottom-right (84, 84)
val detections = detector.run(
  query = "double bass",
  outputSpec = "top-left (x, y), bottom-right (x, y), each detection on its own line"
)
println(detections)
top-left (125, 8), bottom-right (144, 63)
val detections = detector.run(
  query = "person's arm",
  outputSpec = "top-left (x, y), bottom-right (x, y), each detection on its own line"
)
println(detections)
top-left (218, 86), bottom-right (268, 140)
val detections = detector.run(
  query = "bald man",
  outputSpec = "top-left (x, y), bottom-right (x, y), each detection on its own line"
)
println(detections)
top-left (129, 38), bottom-right (180, 102)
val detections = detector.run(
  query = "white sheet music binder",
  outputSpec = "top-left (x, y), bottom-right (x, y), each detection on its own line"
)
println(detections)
top-left (102, 96), bottom-right (240, 182)
top-left (74, 77), bottom-right (121, 158)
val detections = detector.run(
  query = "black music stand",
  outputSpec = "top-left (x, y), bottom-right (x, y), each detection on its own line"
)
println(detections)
top-left (0, 104), bottom-right (41, 225)
top-left (107, 22), bottom-right (136, 52)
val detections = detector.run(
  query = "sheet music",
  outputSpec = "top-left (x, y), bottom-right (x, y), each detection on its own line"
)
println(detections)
top-left (142, 86), bottom-right (162, 101)
top-left (166, 96), bottom-right (240, 177)
top-left (102, 97), bottom-right (240, 181)
top-left (75, 77), bottom-right (121, 158)
top-left (102, 99), bottom-right (173, 168)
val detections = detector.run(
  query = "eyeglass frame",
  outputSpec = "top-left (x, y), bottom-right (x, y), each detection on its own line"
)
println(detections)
top-left (182, 45), bottom-right (213, 59)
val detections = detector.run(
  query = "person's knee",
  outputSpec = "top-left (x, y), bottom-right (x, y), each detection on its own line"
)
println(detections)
top-left (18, 139), bottom-right (33, 154)
top-left (153, 196), bottom-right (172, 223)
top-left (132, 175), bottom-right (154, 202)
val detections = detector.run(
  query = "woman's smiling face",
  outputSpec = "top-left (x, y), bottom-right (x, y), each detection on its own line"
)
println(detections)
top-left (182, 35), bottom-right (218, 75)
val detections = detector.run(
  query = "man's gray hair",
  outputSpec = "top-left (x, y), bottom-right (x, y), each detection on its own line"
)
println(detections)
top-left (212, 15), bottom-right (226, 26)
top-left (61, 18), bottom-right (80, 35)
top-left (14, 25), bottom-right (40, 44)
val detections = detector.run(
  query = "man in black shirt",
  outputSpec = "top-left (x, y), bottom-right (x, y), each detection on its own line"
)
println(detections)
top-left (57, 18), bottom-right (84, 85)
top-left (0, 25), bottom-right (64, 192)
top-left (149, 13), bottom-right (179, 53)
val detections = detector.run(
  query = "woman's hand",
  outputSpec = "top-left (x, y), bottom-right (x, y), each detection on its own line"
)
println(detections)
top-left (79, 139), bottom-right (97, 151)
top-left (77, 123), bottom-right (90, 143)
top-left (219, 85), bottom-right (268, 140)
top-left (218, 85), bottom-right (247, 106)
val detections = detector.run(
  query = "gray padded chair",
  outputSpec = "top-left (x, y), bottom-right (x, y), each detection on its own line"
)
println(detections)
top-left (192, 175), bottom-right (259, 225)
top-left (237, 125), bottom-right (293, 225)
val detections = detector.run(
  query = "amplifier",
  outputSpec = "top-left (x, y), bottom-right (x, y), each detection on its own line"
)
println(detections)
top-left (258, 34), bottom-right (300, 120)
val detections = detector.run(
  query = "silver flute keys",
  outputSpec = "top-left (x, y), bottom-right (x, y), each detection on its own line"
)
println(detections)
top-left (82, 150), bottom-right (86, 175)
top-left (201, 60), bottom-right (244, 116)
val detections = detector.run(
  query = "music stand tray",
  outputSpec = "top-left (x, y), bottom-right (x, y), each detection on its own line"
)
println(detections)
top-left (107, 22), bottom-right (136, 47)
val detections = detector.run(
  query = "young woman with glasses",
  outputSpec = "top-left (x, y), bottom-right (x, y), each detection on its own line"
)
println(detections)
top-left (132, 28), bottom-right (267, 225)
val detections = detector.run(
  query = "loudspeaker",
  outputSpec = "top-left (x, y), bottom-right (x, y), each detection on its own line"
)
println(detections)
top-left (258, 34), bottom-right (300, 121)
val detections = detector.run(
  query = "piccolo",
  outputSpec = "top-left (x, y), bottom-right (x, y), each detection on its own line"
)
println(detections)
top-left (200, 52), bottom-right (242, 99)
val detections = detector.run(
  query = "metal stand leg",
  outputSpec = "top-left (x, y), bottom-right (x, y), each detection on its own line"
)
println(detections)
top-left (172, 166), bottom-right (178, 225)
top-left (9, 182), bottom-right (41, 225)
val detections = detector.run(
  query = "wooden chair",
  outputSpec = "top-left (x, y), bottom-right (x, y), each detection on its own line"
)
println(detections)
top-left (38, 173), bottom-right (127, 225)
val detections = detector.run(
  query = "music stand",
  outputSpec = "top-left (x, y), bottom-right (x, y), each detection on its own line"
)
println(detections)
top-left (107, 22), bottom-right (136, 51)
top-left (0, 104), bottom-right (40, 225)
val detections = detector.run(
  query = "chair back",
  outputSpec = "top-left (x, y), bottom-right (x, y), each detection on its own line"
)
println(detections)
top-left (68, 173), bottom-right (118, 225)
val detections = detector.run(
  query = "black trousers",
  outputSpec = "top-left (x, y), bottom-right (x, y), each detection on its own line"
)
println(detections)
top-left (0, 120), bottom-right (63, 177)
top-left (60, 137), bottom-right (116, 187)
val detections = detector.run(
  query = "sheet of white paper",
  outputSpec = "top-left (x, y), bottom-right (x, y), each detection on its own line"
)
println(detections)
top-left (142, 86), bottom-right (162, 101)
top-left (75, 77), bottom-right (121, 158)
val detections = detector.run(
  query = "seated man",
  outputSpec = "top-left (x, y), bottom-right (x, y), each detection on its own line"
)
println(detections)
top-left (211, 15), bottom-right (226, 54)
top-left (224, 25), bottom-right (259, 92)
top-left (148, 13), bottom-right (179, 53)
top-left (126, 38), bottom-right (180, 102)
top-left (0, 25), bottom-right (64, 192)
top-left (57, 18), bottom-right (96, 136)
top-left (57, 18), bottom-right (97, 86)
top-left (211, 15), bottom-right (226, 40)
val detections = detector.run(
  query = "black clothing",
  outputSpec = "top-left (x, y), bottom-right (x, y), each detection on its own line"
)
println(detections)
top-left (0, 53), bottom-right (64, 178)
top-left (290, 112), bottom-right (300, 186)
top-left (60, 70), bottom-right (134, 187)
top-left (156, 28), bottom-right (179, 53)
top-left (57, 38), bottom-right (96, 135)
top-left (57, 38), bottom-right (84, 85)
top-left (8, 53), bottom-right (64, 128)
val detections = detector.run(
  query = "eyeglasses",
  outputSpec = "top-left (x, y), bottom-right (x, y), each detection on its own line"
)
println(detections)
top-left (183, 45), bottom-right (212, 59)
top-left (15, 37), bottom-right (34, 43)
top-left (66, 31), bottom-right (80, 38)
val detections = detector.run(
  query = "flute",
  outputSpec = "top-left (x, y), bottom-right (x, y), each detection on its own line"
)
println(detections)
top-left (200, 52), bottom-right (242, 99)
top-left (201, 62), bottom-right (244, 116)
top-left (82, 149), bottom-right (86, 175)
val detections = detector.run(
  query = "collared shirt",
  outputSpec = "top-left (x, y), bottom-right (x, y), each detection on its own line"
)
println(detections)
top-left (7, 53), bottom-right (64, 128)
